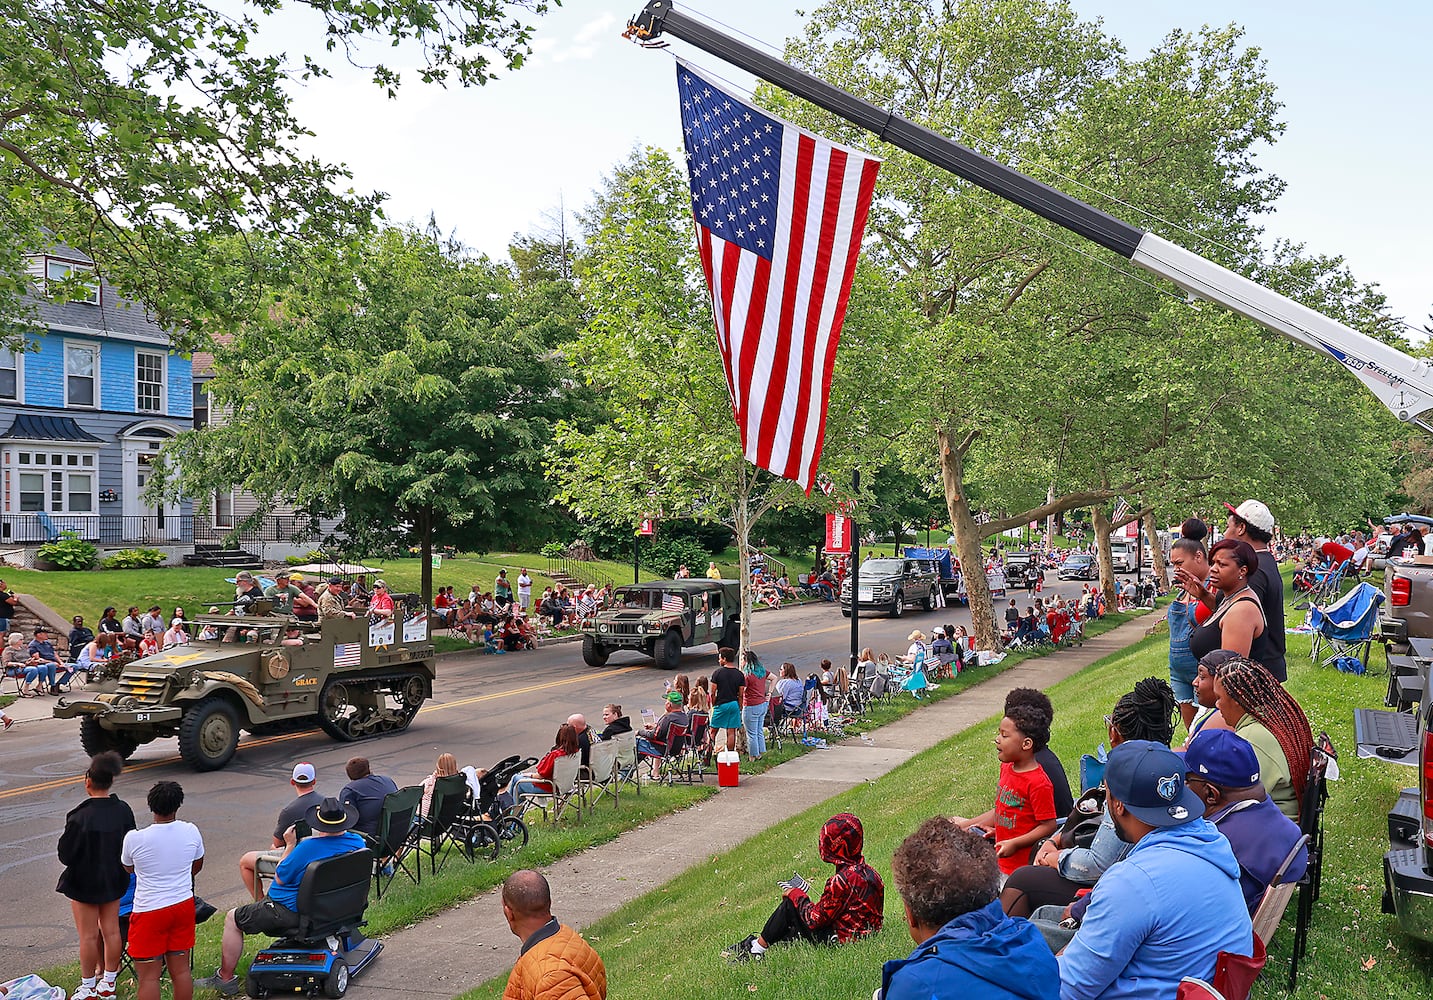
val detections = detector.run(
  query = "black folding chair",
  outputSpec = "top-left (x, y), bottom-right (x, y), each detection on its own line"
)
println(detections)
top-left (363, 785), bottom-right (423, 898)
top-left (418, 774), bottom-right (479, 875)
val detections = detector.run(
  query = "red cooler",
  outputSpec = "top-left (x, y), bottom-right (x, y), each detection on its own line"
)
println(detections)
top-left (717, 750), bottom-right (740, 787)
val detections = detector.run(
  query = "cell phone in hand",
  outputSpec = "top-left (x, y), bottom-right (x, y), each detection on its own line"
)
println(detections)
top-left (968, 825), bottom-right (990, 839)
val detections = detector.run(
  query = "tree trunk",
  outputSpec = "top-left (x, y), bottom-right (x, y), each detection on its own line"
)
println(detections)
top-left (1093, 506), bottom-right (1117, 607)
top-left (1045, 480), bottom-right (1056, 549)
top-left (418, 506), bottom-right (433, 610)
top-left (938, 427), bottom-right (1000, 652)
top-left (734, 461), bottom-right (753, 659)
top-left (1145, 511), bottom-right (1169, 591)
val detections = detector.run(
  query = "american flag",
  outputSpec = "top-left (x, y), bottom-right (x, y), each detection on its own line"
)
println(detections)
top-left (677, 62), bottom-right (880, 492)
top-left (662, 593), bottom-right (685, 613)
top-left (1112, 497), bottom-right (1131, 522)
top-left (333, 643), bottom-right (361, 669)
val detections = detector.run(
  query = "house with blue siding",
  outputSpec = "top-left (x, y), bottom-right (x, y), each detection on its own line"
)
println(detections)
top-left (0, 245), bottom-right (194, 561)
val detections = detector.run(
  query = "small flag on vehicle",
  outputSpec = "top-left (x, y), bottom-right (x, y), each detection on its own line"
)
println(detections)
top-left (333, 643), bottom-right (361, 668)
top-left (662, 593), bottom-right (685, 613)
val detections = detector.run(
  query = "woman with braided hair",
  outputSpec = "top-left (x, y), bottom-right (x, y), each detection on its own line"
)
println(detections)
top-left (1213, 657), bottom-right (1311, 821)
top-left (999, 677), bottom-right (1177, 922)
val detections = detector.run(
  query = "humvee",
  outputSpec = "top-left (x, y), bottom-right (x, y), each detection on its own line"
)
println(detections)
top-left (54, 604), bottom-right (435, 771)
top-left (580, 579), bottom-right (740, 669)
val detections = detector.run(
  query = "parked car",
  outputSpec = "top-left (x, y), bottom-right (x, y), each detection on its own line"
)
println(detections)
top-left (1059, 554), bottom-right (1097, 580)
top-left (840, 556), bottom-right (941, 618)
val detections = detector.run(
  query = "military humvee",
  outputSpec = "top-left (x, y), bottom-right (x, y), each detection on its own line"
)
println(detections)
top-left (54, 604), bottom-right (436, 771)
top-left (580, 579), bottom-right (740, 669)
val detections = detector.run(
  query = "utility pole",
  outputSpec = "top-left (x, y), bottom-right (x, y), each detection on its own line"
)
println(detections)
top-left (849, 468), bottom-right (860, 677)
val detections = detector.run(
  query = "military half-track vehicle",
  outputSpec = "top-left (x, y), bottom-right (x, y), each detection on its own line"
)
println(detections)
top-left (580, 579), bottom-right (740, 669)
top-left (54, 606), bottom-right (435, 771)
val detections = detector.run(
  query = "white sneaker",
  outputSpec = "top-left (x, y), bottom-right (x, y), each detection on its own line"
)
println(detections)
top-left (72, 986), bottom-right (96, 1000)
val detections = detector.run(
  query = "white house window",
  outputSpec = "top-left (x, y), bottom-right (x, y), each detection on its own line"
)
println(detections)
top-left (46, 260), bottom-right (100, 305)
top-left (65, 343), bottom-right (98, 407)
top-left (0, 349), bottom-right (19, 401)
top-left (18, 472), bottom-right (44, 512)
top-left (193, 381), bottom-right (209, 427)
top-left (214, 490), bottom-right (234, 528)
top-left (136, 351), bottom-right (165, 413)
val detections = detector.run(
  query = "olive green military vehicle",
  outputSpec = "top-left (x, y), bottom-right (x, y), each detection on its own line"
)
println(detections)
top-left (54, 604), bottom-right (435, 771)
top-left (580, 579), bottom-right (740, 669)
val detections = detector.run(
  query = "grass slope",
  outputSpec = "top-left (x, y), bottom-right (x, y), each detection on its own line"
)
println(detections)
top-left (460, 594), bottom-right (1433, 999)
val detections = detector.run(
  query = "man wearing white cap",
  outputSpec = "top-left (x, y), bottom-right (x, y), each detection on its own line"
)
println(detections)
top-left (1223, 500), bottom-right (1286, 682)
top-left (238, 762), bottom-right (323, 901)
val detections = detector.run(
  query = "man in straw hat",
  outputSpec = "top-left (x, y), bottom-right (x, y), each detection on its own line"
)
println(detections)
top-left (197, 797), bottom-right (365, 996)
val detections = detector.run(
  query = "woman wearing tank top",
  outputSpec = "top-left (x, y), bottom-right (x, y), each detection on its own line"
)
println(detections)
top-left (1187, 539), bottom-right (1277, 669)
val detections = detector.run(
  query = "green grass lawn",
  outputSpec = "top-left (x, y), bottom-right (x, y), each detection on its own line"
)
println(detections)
top-left (457, 586), bottom-right (1433, 1000)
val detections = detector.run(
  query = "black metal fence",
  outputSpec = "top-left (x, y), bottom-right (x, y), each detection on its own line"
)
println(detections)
top-left (0, 514), bottom-right (314, 546)
top-left (545, 555), bottom-right (614, 590)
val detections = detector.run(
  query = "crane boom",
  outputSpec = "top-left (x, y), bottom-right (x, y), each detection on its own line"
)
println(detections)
top-left (626, 1), bottom-right (1433, 427)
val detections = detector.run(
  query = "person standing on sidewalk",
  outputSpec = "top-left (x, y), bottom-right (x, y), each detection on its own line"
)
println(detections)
top-left (121, 781), bottom-right (205, 1000)
top-left (500, 869), bottom-right (606, 1000)
top-left (710, 647), bottom-right (745, 757)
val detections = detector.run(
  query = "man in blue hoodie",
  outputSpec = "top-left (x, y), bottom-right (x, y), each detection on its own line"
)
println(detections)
top-left (878, 817), bottom-right (1058, 1000)
top-left (1058, 741), bottom-right (1253, 1000)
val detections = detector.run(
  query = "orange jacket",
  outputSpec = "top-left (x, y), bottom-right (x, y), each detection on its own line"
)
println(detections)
top-left (503, 923), bottom-right (606, 1000)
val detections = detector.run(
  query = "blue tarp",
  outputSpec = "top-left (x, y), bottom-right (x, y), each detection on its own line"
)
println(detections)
top-left (904, 547), bottom-right (954, 581)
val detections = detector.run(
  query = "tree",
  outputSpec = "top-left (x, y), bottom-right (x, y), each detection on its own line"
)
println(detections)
top-left (0, 0), bottom-right (554, 347)
top-left (152, 223), bottom-right (577, 604)
top-left (774, 0), bottom-right (1400, 648)
top-left (552, 147), bottom-right (912, 654)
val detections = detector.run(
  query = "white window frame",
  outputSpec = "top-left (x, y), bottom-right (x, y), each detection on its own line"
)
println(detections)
top-left (136, 349), bottom-right (166, 414)
top-left (4, 448), bottom-right (97, 514)
top-left (0, 347), bottom-right (21, 402)
top-left (45, 259), bottom-right (100, 305)
top-left (213, 490), bottom-right (235, 528)
top-left (64, 341), bottom-right (100, 409)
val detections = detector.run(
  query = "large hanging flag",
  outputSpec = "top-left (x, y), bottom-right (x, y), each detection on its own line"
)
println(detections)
top-left (676, 62), bottom-right (880, 493)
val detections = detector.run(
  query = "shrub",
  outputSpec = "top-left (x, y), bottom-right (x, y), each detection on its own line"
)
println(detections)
top-left (645, 537), bottom-right (711, 578)
top-left (37, 531), bottom-right (99, 571)
top-left (100, 548), bottom-right (166, 570)
top-left (539, 541), bottom-right (565, 558)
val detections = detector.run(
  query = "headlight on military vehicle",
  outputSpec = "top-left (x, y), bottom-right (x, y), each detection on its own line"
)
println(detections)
top-left (647, 624), bottom-right (666, 633)
top-left (598, 623), bottom-right (608, 633)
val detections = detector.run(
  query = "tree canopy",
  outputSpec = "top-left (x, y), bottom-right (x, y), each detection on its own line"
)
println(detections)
top-left (0, 0), bottom-right (554, 346)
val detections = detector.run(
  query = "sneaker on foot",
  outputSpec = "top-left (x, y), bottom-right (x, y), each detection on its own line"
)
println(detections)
top-left (194, 972), bottom-right (241, 996)
top-left (722, 934), bottom-right (761, 962)
top-left (72, 986), bottom-right (95, 1000)
top-left (94, 983), bottom-right (115, 1000)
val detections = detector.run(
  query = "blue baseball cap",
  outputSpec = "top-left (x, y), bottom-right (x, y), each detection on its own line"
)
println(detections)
top-left (1105, 740), bottom-right (1203, 827)
top-left (1184, 729), bottom-right (1261, 789)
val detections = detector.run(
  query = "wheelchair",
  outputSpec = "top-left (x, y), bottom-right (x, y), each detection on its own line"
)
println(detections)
top-left (244, 849), bottom-right (383, 998)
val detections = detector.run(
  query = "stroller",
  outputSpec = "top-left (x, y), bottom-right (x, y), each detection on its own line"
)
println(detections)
top-left (1308, 581), bottom-right (1383, 673)
top-left (462, 755), bottom-right (535, 853)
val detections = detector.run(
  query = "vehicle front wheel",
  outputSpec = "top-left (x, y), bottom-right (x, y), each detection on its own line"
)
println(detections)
top-left (582, 635), bottom-right (610, 668)
top-left (890, 592), bottom-right (905, 618)
top-left (79, 716), bottom-right (139, 760)
top-left (922, 587), bottom-right (937, 612)
top-left (323, 962), bottom-right (349, 999)
top-left (653, 629), bottom-right (683, 670)
top-left (177, 697), bottom-right (240, 771)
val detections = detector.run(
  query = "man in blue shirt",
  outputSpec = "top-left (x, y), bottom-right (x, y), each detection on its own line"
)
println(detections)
top-left (338, 756), bottom-right (398, 839)
top-left (196, 798), bottom-right (365, 996)
top-left (1058, 741), bottom-right (1253, 1000)
top-left (28, 626), bottom-right (62, 694)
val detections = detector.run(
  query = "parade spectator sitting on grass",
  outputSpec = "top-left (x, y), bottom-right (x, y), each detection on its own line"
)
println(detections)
top-left (1213, 656), bottom-right (1313, 822)
top-left (1056, 741), bottom-right (1253, 1000)
top-left (1004, 688), bottom-right (1074, 818)
top-left (597, 704), bottom-right (631, 740)
top-left (950, 704), bottom-right (1058, 878)
top-left (339, 757), bottom-right (398, 840)
top-left (239, 762), bottom-right (322, 902)
top-left (508, 725), bottom-right (580, 804)
top-left (69, 615), bottom-right (95, 664)
top-left (1183, 728), bottom-right (1308, 913)
top-left (636, 691), bottom-right (688, 761)
top-left (876, 817), bottom-right (1057, 1000)
top-left (197, 798), bottom-right (365, 998)
top-left (1181, 650), bottom-right (1237, 748)
top-left (30, 626), bottom-right (64, 693)
top-left (724, 813), bottom-right (883, 962)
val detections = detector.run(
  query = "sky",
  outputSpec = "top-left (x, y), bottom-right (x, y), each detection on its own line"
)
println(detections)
top-left (278, 1), bottom-right (1431, 330)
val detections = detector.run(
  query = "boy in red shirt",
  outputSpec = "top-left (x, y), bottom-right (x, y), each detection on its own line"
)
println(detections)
top-left (951, 704), bottom-right (1058, 876)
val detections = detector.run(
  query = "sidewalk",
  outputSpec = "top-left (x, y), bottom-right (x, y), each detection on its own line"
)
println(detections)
top-left (358, 615), bottom-right (1154, 999)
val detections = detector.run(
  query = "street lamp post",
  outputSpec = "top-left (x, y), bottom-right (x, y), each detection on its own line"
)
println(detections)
top-left (849, 469), bottom-right (860, 677)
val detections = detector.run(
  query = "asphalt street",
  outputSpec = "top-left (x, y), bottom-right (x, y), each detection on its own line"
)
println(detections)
top-left (0, 576), bottom-right (1101, 976)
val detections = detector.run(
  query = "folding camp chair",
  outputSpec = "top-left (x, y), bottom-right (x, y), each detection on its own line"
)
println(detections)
top-left (579, 739), bottom-right (621, 809)
top-left (1309, 582), bottom-right (1383, 672)
top-left (419, 773), bottom-right (492, 875)
top-left (517, 752), bottom-right (584, 823)
top-left (1294, 559), bottom-right (1350, 610)
top-left (363, 785), bottom-right (423, 898)
top-left (1175, 935), bottom-right (1267, 1000)
top-left (610, 730), bottom-right (641, 796)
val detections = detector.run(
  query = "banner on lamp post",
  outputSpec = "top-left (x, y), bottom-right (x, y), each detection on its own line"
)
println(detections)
top-left (638, 518), bottom-right (656, 537)
top-left (825, 513), bottom-right (852, 554)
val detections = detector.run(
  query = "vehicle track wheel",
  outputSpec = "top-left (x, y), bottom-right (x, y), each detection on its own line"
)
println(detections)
top-left (79, 716), bottom-right (139, 760)
top-left (654, 629), bottom-right (682, 669)
top-left (177, 697), bottom-right (240, 771)
top-left (582, 635), bottom-right (610, 667)
top-left (400, 674), bottom-right (426, 709)
top-left (317, 680), bottom-right (358, 742)
top-left (890, 592), bottom-right (905, 618)
top-left (323, 962), bottom-right (349, 998)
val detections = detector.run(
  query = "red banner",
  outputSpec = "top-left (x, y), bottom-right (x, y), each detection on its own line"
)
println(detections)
top-left (638, 518), bottom-right (656, 536)
top-left (825, 513), bottom-right (852, 553)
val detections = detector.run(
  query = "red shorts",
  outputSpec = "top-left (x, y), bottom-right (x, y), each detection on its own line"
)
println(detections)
top-left (127, 897), bottom-right (196, 958)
